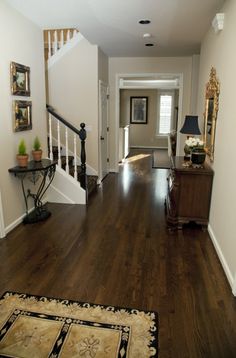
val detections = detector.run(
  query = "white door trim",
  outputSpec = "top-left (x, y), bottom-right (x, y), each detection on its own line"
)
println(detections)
top-left (0, 190), bottom-right (5, 239)
top-left (98, 80), bottom-right (109, 181)
top-left (115, 72), bottom-right (184, 172)
top-left (233, 273), bottom-right (236, 296)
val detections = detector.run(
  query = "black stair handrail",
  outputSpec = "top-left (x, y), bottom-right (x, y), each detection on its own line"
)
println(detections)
top-left (46, 104), bottom-right (87, 190)
top-left (46, 104), bottom-right (86, 141)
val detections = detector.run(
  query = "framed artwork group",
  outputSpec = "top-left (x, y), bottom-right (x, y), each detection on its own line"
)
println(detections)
top-left (10, 61), bottom-right (32, 132)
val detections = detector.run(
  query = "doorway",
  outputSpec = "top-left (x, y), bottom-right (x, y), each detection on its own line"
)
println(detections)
top-left (115, 73), bottom-right (183, 172)
top-left (99, 80), bottom-right (109, 181)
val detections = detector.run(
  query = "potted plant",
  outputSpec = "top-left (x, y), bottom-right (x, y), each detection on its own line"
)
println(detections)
top-left (32, 136), bottom-right (42, 162)
top-left (185, 137), bottom-right (206, 164)
top-left (17, 139), bottom-right (29, 167)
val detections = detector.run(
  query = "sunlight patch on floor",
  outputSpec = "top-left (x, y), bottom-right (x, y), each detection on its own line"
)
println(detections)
top-left (123, 154), bottom-right (151, 163)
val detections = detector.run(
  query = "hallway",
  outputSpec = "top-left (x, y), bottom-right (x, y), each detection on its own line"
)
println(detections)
top-left (0, 149), bottom-right (236, 357)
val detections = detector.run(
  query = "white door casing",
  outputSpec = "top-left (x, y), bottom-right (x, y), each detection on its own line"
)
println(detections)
top-left (0, 190), bottom-right (5, 239)
top-left (99, 81), bottom-right (109, 181)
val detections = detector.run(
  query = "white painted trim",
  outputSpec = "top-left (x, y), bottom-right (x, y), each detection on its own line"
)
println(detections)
top-left (47, 165), bottom-right (86, 205)
top-left (176, 74), bottom-right (183, 156)
top-left (4, 198), bottom-right (47, 235)
top-left (98, 80), bottom-right (109, 181)
top-left (47, 184), bottom-right (75, 204)
top-left (233, 273), bottom-right (236, 297)
top-left (115, 72), bottom-right (184, 172)
top-left (47, 33), bottom-right (84, 69)
top-left (208, 224), bottom-right (235, 294)
top-left (130, 146), bottom-right (168, 149)
top-left (0, 191), bottom-right (5, 239)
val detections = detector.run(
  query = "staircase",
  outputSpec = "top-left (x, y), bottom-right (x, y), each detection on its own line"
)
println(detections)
top-left (51, 143), bottom-right (98, 198)
top-left (45, 28), bottom-right (98, 204)
top-left (47, 105), bottom-right (98, 204)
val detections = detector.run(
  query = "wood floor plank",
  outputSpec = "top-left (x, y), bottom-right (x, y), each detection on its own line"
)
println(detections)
top-left (0, 149), bottom-right (236, 357)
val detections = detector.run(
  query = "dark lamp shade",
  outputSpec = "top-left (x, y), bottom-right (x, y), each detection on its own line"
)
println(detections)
top-left (180, 115), bottom-right (201, 135)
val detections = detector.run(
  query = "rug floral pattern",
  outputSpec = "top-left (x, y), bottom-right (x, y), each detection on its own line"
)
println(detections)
top-left (0, 292), bottom-right (158, 357)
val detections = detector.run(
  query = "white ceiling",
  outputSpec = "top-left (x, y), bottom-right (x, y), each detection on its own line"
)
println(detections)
top-left (5, 0), bottom-right (224, 57)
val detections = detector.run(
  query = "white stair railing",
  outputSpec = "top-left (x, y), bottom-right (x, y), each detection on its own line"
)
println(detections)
top-left (57, 120), bottom-right (62, 168)
top-left (46, 105), bottom-right (87, 190)
top-left (45, 28), bottom-right (79, 60)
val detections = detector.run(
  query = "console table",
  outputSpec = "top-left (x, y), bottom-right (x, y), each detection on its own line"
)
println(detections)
top-left (9, 159), bottom-right (56, 224)
top-left (165, 156), bottom-right (214, 229)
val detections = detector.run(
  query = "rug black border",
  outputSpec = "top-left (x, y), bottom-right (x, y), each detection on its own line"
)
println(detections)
top-left (0, 290), bottom-right (159, 357)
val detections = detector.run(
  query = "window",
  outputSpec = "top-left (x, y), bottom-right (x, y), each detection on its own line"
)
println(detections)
top-left (158, 94), bottom-right (173, 135)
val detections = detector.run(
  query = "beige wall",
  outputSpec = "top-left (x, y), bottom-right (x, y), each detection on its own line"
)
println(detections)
top-left (108, 56), bottom-right (194, 170)
top-left (98, 48), bottom-right (109, 84)
top-left (0, 1), bottom-right (47, 228)
top-left (48, 38), bottom-right (99, 172)
top-left (120, 89), bottom-right (169, 148)
top-left (197, 0), bottom-right (236, 288)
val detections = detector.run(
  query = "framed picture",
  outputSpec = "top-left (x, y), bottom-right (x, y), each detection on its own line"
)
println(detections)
top-left (130, 97), bottom-right (148, 124)
top-left (10, 62), bottom-right (30, 96)
top-left (13, 100), bottom-right (32, 132)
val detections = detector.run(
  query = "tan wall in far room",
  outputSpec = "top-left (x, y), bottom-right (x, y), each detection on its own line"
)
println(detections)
top-left (120, 89), bottom-right (170, 148)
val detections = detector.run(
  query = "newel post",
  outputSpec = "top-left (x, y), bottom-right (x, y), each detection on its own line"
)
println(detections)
top-left (79, 123), bottom-right (86, 190)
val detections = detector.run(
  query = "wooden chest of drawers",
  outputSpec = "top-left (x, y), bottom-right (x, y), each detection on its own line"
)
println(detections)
top-left (166, 156), bottom-right (214, 229)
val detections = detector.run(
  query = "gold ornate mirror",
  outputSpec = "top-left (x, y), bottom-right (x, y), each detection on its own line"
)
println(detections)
top-left (204, 67), bottom-right (220, 161)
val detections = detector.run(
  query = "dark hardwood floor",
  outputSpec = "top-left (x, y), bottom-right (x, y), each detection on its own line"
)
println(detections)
top-left (1, 149), bottom-right (236, 357)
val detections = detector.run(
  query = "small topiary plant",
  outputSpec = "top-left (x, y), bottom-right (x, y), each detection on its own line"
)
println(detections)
top-left (18, 139), bottom-right (27, 155)
top-left (33, 136), bottom-right (41, 151)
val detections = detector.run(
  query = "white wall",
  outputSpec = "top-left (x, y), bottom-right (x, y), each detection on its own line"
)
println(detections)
top-left (0, 1), bottom-right (47, 229)
top-left (197, 0), bottom-right (236, 292)
top-left (48, 37), bottom-right (99, 172)
top-left (108, 57), bottom-right (194, 170)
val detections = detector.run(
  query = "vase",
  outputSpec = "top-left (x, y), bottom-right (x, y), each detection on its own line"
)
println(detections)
top-left (32, 149), bottom-right (42, 162)
top-left (191, 150), bottom-right (206, 165)
top-left (184, 144), bottom-right (191, 160)
top-left (16, 154), bottom-right (29, 167)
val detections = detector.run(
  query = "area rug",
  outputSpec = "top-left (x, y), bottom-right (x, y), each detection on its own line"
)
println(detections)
top-left (0, 292), bottom-right (158, 357)
top-left (152, 149), bottom-right (170, 169)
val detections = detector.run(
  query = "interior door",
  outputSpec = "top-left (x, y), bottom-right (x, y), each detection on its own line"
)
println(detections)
top-left (99, 81), bottom-right (109, 180)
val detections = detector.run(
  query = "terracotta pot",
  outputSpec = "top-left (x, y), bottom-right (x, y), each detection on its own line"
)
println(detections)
top-left (16, 154), bottom-right (29, 167)
top-left (32, 150), bottom-right (42, 162)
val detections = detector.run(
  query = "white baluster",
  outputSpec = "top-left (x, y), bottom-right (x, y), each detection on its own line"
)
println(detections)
top-left (49, 114), bottom-right (53, 160)
top-left (73, 29), bottom-right (77, 38)
top-left (73, 134), bottom-right (77, 179)
top-left (48, 31), bottom-right (52, 59)
top-left (57, 120), bottom-right (61, 167)
top-left (66, 29), bottom-right (71, 43)
top-left (65, 128), bottom-right (69, 174)
top-left (59, 30), bottom-right (64, 49)
top-left (53, 30), bottom-right (58, 55)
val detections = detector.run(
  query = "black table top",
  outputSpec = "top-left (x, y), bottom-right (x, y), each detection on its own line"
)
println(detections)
top-left (8, 159), bottom-right (57, 174)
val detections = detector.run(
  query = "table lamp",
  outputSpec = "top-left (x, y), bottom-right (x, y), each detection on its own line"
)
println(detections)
top-left (180, 115), bottom-right (201, 159)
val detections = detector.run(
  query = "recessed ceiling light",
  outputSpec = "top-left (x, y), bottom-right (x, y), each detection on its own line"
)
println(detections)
top-left (143, 33), bottom-right (151, 38)
top-left (145, 43), bottom-right (154, 47)
top-left (139, 19), bottom-right (151, 25)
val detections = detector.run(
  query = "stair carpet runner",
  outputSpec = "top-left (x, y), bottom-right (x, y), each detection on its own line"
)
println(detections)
top-left (52, 146), bottom-right (98, 198)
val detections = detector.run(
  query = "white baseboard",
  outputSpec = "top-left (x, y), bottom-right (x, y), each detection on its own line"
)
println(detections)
top-left (208, 224), bottom-right (235, 296)
top-left (4, 199), bottom-right (47, 236)
top-left (130, 146), bottom-right (168, 149)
